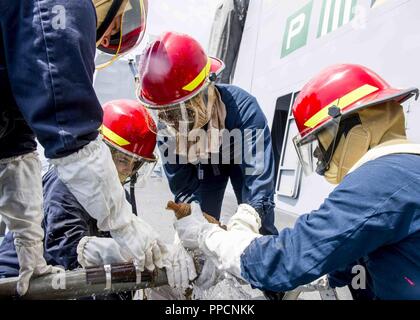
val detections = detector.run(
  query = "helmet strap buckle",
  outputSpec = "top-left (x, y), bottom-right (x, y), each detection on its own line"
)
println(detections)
top-left (328, 105), bottom-right (342, 118)
top-left (209, 72), bottom-right (217, 82)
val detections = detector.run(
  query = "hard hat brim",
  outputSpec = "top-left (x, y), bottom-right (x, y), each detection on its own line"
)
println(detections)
top-left (296, 87), bottom-right (419, 146)
top-left (103, 137), bottom-right (157, 162)
top-left (209, 56), bottom-right (225, 76)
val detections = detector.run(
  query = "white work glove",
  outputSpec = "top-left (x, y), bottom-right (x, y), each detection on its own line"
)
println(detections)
top-left (226, 203), bottom-right (262, 233)
top-left (15, 241), bottom-right (63, 296)
top-left (163, 236), bottom-right (197, 290)
top-left (199, 204), bottom-right (263, 279)
top-left (110, 216), bottom-right (167, 271)
top-left (50, 138), bottom-right (165, 271)
top-left (0, 152), bottom-right (60, 296)
top-left (194, 259), bottom-right (219, 291)
top-left (173, 202), bottom-right (212, 250)
top-left (76, 237), bottom-right (132, 268)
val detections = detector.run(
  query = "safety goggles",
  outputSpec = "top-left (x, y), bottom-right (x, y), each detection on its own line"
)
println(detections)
top-left (294, 111), bottom-right (364, 176)
top-left (107, 144), bottom-right (157, 184)
top-left (96, 0), bottom-right (147, 69)
top-left (143, 85), bottom-right (212, 137)
top-left (293, 118), bottom-right (340, 176)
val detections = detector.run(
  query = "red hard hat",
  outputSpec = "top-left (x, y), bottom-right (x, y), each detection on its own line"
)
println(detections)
top-left (102, 99), bottom-right (157, 160)
top-left (293, 64), bottom-right (419, 144)
top-left (137, 31), bottom-right (225, 107)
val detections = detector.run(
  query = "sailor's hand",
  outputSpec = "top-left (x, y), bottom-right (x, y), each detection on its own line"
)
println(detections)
top-left (76, 236), bottom-right (133, 268)
top-left (15, 240), bottom-right (63, 296)
top-left (110, 215), bottom-right (166, 271)
top-left (172, 202), bottom-right (210, 250)
top-left (163, 243), bottom-right (197, 290)
top-left (226, 204), bottom-right (262, 234)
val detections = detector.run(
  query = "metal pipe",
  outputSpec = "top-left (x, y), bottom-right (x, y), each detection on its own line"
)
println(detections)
top-left (0, 263), bottom-right (168, 300)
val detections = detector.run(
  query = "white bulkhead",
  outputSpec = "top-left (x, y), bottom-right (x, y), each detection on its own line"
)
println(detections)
top-left (233, 0), bottom-right (420, 217)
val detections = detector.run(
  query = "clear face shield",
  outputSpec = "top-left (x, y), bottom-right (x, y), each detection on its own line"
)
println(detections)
top-left (106, 142), bottom-right (157, 185)
top-left (293, 117), bottom-right (341, 176)
top-left (96, 0), bottom-right (147, 69)
top-left (144, 84), bottom-right (214, 138)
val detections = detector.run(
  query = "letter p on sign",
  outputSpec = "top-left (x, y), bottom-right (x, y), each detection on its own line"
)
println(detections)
top-left (281, 1), bottom-right (313, 58)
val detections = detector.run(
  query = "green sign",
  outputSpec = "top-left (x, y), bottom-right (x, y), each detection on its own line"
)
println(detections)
top-left (281, 1), bottom-right (314, 58)
top-left (317, 0), bottom-right (358, 38)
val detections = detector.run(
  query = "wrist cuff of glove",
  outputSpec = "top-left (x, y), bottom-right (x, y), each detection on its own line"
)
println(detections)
top-left (197, 224), bottom-right (224, 254)
top-left (49, 137), bottom-right (101, 166)
top-left (0, 151), bottom-right (40, 164)
top-left (76, 236), bottom-right (93, 266)
top-left (227, 204), bottom-right (262, 233)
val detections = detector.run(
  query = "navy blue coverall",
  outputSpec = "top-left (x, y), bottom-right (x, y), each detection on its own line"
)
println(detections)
top-left (0, 169), bottom-right (134, 300)
top-left (160, 84), bottom-right (278, 236)
top-left (0, 0), bottom-right (102, 159)
top-left (241, 154), bottom-right (420, 300)
top-left (0, 169), bottom-right (110, 277)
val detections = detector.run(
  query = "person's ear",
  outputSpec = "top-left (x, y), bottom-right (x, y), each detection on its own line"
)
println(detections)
top-left (101, 35), bottom-right (110, 48)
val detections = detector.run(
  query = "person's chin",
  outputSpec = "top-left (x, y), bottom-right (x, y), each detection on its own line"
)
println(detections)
top-left (119, 175), bottom-right (128, 184)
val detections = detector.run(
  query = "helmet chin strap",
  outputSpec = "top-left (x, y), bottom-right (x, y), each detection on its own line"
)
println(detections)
top-left (129, 172), bottom-right (138, 216)
top-left (316, 114), bottom-right (362, 176)
top-left (122, 171), bottom-right (139, 215)
top-left (123, 160), bottom-right (145, 215)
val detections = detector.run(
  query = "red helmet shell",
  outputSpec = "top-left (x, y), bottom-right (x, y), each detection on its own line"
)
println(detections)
top-left (102, 99), bottom-right (157, 160)
top-left (293, 64), bottom-right (418, 142)
top-left (137, 31), bottom-right (224, 107)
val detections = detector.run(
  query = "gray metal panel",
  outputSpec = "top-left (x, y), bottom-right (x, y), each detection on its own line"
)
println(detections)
top-left (0, 213), bottom-right (5, 237)
top-left (0, 223), bottom-right (5, 238)
top-left (208, 0), bottom-right (250, 84)
top-left (276, 94), bottom-right (303, 199)
top-left (94, 57), bottom-right (138, 105)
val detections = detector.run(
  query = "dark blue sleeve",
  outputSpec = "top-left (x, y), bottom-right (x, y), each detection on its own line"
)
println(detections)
top-left (0, 0), bottom-right (102, 159)
top-left (43, 170), bottom-right (95, 270)
top-left (0, 232), bottom-right (19, 278)
top-left (234, 93), bottom-right (276, 218)
top-left (0, 169), bottom-right (101, 274)
top-left (327, 263), bottom-right (357, 288)
top-left (158, 139), bottom-right (201, 203)
top-left (240, 160), bottom-right (419, 292)
top-left (327, 262), bottom-right (376, 300)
